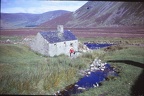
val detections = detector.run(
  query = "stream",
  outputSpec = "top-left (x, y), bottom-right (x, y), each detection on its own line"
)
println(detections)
top-left (55, 59), bottom-right (119, 96)
top-left (84, 43), bottom-right (113, 49)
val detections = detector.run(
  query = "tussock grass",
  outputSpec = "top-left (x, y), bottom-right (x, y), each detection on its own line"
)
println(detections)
top-left (77, 44), bottom-right (144, 96)
top-left (0, 43), bottom-right (100, 95)
top-left (0, 36), bottom-right (144, 95)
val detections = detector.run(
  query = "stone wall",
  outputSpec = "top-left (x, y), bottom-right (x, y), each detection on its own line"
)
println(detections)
top-left (30, 33), bottom-right (49, 56)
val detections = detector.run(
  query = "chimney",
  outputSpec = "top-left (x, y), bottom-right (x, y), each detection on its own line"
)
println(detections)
top-left (57, 25), bottom-right (64, 33)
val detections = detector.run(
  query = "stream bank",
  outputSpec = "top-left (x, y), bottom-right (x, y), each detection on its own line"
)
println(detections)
top-left (54, 59), bottom-right (119, 96)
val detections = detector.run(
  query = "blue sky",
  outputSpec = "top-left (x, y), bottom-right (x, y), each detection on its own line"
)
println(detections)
top-left (1, 0), bottom-right (87, 14)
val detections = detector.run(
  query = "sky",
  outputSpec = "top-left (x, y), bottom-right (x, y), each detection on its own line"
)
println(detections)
top-left (1, 0), bottom-right (87, 14)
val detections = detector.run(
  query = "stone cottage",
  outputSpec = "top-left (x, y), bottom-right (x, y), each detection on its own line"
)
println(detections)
top-left (30, 25), bottom-right (78, 57)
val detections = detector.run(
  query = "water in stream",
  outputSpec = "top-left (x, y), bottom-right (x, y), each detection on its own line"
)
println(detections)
top-left (55, 63), bottom-right (118, 96)
top-left (84, 43), bottom-right (113, 49)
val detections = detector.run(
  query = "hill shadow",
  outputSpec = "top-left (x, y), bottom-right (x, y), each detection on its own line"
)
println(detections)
top-left (107, 60), bottom-right (144, 96)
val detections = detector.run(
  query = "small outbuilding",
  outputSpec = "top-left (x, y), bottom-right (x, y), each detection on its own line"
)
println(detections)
top-left (30, 25), bottom-right (78, 57)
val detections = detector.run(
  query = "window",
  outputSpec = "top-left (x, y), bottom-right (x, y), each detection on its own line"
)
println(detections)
top-left (70, 43), bottom-right (73, 46)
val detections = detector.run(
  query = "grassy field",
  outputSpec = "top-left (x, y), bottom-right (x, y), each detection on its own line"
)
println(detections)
top-left (0, 36), bottom-right (144, 95)
top-left (77, 45), bottom-right (144, 96)
top-left (0, 42), bottom-right (95, 95)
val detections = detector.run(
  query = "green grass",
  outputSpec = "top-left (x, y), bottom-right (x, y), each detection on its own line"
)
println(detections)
top-left (0, 44), bottom-right (43, 64)
top-left (0, 36), bottom-right (24, 42)
top-left (0, 43), bottom-right (97, 95)
top-left (0, 36), bottom-right (144, 95)
top-left (77, 45), bottom-right (144, 96)
top-left (79, 37), bottom-right (144, 45)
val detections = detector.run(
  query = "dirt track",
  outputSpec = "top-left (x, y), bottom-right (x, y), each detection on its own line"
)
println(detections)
top-left (1, 27), bottom-right (144, 38)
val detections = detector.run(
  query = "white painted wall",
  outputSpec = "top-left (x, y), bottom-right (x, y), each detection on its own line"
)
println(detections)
top-left (49, 40), bottom-right (78, 57)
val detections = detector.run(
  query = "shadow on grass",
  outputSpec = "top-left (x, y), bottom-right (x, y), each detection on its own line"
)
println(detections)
top-left (107, 60), bottom-right (144, 68)
top-left (107, 60), bottom-right (144, 96)
top-left (131, 70), bottom-right (144, 96)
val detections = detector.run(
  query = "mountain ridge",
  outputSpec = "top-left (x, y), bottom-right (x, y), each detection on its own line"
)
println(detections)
top-left (38, 1), bottom-right (144, 28)
top-left (1, 10), bottom-right (70, 29)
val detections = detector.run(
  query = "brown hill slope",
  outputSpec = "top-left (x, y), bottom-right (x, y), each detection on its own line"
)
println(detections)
top-left (39, 1), bottom-right (144, 28)
top-left (38, 12), bottom-right (73, 28)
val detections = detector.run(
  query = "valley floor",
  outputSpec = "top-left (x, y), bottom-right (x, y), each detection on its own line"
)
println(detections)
top-left (1, 27), bottom-right (144, 38)
top-left (0, 32), bottom-right (144, 95)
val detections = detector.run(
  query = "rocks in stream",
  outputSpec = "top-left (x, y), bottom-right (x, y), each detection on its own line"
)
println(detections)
top-left (79, 58), bottom-right (108, 77)
top-left (54, 58), bottom-right (119, 96)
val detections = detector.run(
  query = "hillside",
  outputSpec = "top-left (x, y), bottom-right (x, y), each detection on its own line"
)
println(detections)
top-left (0, 10), bottom-right (70, 29)
top-left (39, 1), bottom-right (144, 28)
top-left (38, 12), bottom-right (73, 28)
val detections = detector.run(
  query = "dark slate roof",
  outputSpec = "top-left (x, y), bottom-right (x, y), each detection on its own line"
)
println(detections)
top-left (39, 30), bottom-right (77, 43)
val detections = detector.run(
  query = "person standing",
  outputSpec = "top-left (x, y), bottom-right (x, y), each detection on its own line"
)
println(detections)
top-left (69, 43), bottom-right (75, 57)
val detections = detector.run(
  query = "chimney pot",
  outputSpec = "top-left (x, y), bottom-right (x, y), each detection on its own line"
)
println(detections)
top-left (57, 25), bottom-right (64, 33)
